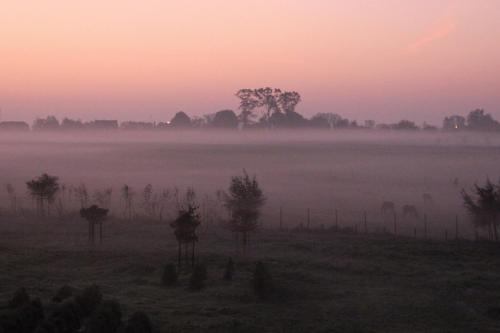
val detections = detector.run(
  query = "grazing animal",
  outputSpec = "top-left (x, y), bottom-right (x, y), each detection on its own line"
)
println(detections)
top-left (422, 193), bottom-right (434, 206)
top-left (381, 201), bottom-right (395, 215)
top-left (402, 205), bottom-right (418, 218)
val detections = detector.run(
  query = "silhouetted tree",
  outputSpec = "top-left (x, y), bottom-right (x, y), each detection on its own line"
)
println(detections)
top-left (310, 113), bottom-right (349, 129)
top-left (236, 89), bottom-right (260, 127)
top-left (75, 183), bottom-right (90, 208)
top-left (278, 91), bottom-right (301, 116)
top-left (80, 205), bottom-right (109, 244)
top-left (33, 115), bottom-right (60, 131)
top-left (170, 190), bottom-right (201, 267)
top-left (61, 118), bottom-right (84, 130)
top-left (221, 170), bottom-right (266, 254)
top-left (170, 111), bottom-right (192, 128)
top-left (26, 173), bottom-right (60, 217)
top-left (462, 180), bottom-right (500, 241)
top-left (443, 115), bottom-right (466, 130)
top-left (212, 110), bottom-right (239, 129)
top-left (5, 183), bottom-right (17, 213)
top-left (392, 120), bottom-right (418, 130)
top-left (467, 109), bottom-right (500, 131)
top-left (121, 184), bottom-right (135, 220)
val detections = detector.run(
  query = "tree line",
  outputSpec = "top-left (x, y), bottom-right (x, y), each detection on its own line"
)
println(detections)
top-left (1, 88), bottom-right (499, 132)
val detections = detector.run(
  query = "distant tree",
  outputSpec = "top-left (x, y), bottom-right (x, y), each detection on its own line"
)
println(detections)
top-left (462, 180), bottom-right (500, 242)
top-left (61, 118), bottom-right (84, 130)
top-left (26, 173), bottom-right (59, 217)
top-left (121, 184), bottom-right (135, 220)
top-left (212, 110), bottom-right (239, 129)
top-left (170, 111), bottom-right (192, 128)
top-left (170, 189), bottom-right (201, 267)
top-left (466, 109), bottom-right (500, 131)
top-left (32, 116), bottom-right (60, 131)
top-left (254, 87), bottom-right (282, 124)
top-left (364, 120), bottom-right (376, 129)
top-left (278, 91), bottom-right (301, 117)
top-left (442, 115), bottom-right (466, 130)
top-left (422, 122), bottom-right (438, 131)
top-left (75, 183), bottom-right (90, 208)
top-left (93, 188), bottom-right (113, 209)
top-left (80, 205), bottom-right (109, 243)
top-left (235, 89), bottom-right (260, 127)
top-left (221, 170), bottom-right (266, 254)
top-left (392, 120), bottom-right (418, 130)
top-left (5, 183), bottom-right (17, 213)
top-left (310, 113), bottom-right (349, 129)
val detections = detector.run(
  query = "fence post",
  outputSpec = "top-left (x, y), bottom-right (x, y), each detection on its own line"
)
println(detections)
top-left (335, 209), bottom-right (338, 230)
top-left (279, 207), bottom-right (283, 230)
top-left (364, 211), bottom-right (367, 233)
top-left (424, 214), bottom-right (428, 239)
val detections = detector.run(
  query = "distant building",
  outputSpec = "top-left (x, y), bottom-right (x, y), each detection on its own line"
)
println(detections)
top-left (85, 120), bottom-right (119, 130)
top-left (120, 121), bottom-right (155, 130)
top-left (0, 121), bottom-right (30, 131)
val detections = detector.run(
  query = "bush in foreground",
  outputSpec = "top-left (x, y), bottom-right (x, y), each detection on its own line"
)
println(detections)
top-left (252, 262), bottom-right (274, 300)
top-left (161, 263), bottom-right (177, 286)
top-left (125, 311), bottom-right (153, 333)
top-left (75, 285), bottom-right (102, 316)
top-left (189, 263), bottom-right (208, 291)
top-left (85, 300), bottom-right (122, 333)
top-left (8, 287), bottom-right (30, 308)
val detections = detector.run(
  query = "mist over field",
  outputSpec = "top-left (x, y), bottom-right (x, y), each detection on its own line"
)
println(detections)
top-left (1, 130), bottom-right (498, 238)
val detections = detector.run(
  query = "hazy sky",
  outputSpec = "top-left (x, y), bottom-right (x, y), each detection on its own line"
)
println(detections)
top-left (1, 0), bottom-right (499, 124)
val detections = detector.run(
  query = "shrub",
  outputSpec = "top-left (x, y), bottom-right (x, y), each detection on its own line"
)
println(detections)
top-left (75, 285), bottom-right (102, 316)
top-left (161, 264), bottom-right (177, 286)
top-left (35, 299), bottom-right (83, 333)
top-left (85, 300), bottom-right (122, 333)
top-left (223, 258), bottom-right (235, 281)
top-left (52, 285), bottom-right (75, 303)
top-left (252, 262), bottom-right (274, 299)
top-left (125, 311), bottom-right (153, 333)
top-left (1, 298), bottom-right (44, 333)
top-left (189, 264), bottom-right (208, 291)
top-left (8, 287), bottom-right (30, 308)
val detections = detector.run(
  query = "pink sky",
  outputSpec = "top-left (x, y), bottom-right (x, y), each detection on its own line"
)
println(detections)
top-left (1, 0), bottom-right (499, 124)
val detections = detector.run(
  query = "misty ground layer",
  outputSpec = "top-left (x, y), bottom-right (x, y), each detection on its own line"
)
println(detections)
top-left (1, 218), bottom-right (499, 332)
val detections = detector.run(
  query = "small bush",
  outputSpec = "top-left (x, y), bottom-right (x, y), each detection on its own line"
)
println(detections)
top-left (52, 285), bottom-right (75, 303)
top-left (223, 258), bottom-right (235, 281)
top-left (125, 311), bottom-right (153, 333)
top-left (252, 262), bottom-right (274, 300)
top-left (161, 264), bottom-right (177, 286)
top-left (85, 300), bottom-right (122, 333)
top-left (1, 298), bottom-right (44, 333)
top-left (8, 287), bottom-right (30, 308)
top-left (75, 285), bottom-right (102, 316)
top-left (189, 264), bottom-right (208, 291)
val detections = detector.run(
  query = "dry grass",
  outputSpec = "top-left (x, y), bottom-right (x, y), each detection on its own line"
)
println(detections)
top-left (1, 217), bottom-right (500, 332)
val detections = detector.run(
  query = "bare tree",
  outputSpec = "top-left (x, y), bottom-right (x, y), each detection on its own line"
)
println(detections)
top-left (121, 184), bottom-right (135, 220)
top-left (80, 205), bottom-right (109, 244)
top-left (75, 183), bottom-right (89, 209)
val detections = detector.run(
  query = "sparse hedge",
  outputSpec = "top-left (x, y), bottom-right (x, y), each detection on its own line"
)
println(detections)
top-left (85, 300), bottom-right (122, 333)
top-left (0, 298), bottom-right (44, 333)
top-left (125, 311), bottom-right (153, 333)
top-left (189, 263), bottom-right (208, 291)
top-left (161, 263), bottom-right (177, 286)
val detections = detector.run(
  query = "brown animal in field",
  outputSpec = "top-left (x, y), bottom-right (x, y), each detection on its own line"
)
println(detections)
top-left (381, 201), bottom-right (395, 215)
top-left (402, 205), bottom-right (418, 218)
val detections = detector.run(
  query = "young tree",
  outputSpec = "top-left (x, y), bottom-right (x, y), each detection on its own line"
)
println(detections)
top-left (26, 173), bottom-right (60, 217)
top-left (121, 184), bottom-right (135, 220)
top-left (462, 179), bottom-right (500, 242)
top-left (222, 171), bottom-right (266, 254)
top-left (80, 205), bottom-right (109, 244)
top-left (170, 189), bottom-right (201, 267)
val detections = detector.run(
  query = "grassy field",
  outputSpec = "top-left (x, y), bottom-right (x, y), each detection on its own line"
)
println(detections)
top-left (1, 217), bottom-right (500, 332)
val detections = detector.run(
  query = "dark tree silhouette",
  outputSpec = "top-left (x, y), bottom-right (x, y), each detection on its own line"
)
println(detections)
top-left (278, 91), bottom-right (301, 116)
top-left (26, 173), bottom-right (60, 217)
top-left (466, 109), bottom-right (500, 131)
top-left (170, 192), bottom-right (201, 267)
top-left (212, 109), bottom-right (239, 129)
top-left (80, 205), bottom-right (109, 244)
top-left (121, 184), bottom-right (135, 220)
top-left (235, 89), bottom-right (260, 127)
top-left (222, 170), bottom-right (266, 254)
top-left (170, 111), bottom-right (192, 128)
top-left (443, 115), bottom-right (466, 130)
top-left (462, 180), bottom-right (500, 242)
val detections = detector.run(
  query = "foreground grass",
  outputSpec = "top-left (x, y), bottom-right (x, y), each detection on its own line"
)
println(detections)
top-left (1, 218), bottom-right (500, 332)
